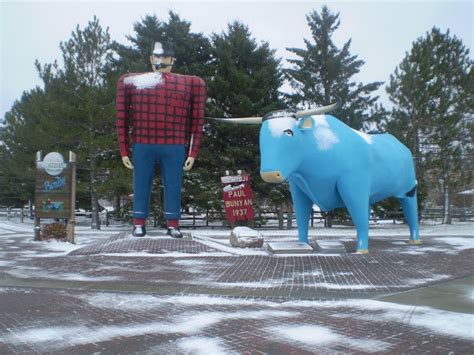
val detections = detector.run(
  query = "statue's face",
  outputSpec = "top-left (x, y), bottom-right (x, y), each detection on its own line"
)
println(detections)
top-left (150, 55), bottom-right (174, 73)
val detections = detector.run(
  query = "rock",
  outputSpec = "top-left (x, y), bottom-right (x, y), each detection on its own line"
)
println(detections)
top-left (230, 227), bottom-right (264, 248)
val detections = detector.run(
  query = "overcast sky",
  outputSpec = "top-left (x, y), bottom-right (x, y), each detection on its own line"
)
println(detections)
top-left (1, 0), bottom-right (472, 119)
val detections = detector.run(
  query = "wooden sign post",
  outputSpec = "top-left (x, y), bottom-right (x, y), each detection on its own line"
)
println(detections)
top-left (34, 151), bottom-right (77, 243)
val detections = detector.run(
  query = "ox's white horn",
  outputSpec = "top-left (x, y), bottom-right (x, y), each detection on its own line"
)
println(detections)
top-left (206, 117), bottom-right (263, 125)
top-left (295, 99), bottom-right (340, 119)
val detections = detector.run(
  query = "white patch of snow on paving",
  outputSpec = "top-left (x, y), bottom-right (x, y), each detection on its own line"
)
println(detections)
top-left (4, 268), bottom-right (120, 282)
top-left (173, 259), bottom-right (213, 266)
top-left (177, 337), bottom-right (231, 354)
top-left (80, 293), bottom-right (327, 312)
top-left (207, 280), bottom-right (290, 289)
top-left (272, 324), bottom-right (388, 353)
top-left (405, 274), bottom-right (450, 286)
top-left (4, 309), bottom-right (296, 348)
top-left (434, 237), bottom-right (473, 250)
top-left (273, 324), bottom-right (339, 345)
top-left (0, 223), bottom-right (32, 233)
top-left (81, 293), bottom-right (166, 311)
top-left (204, 279), bottom-right (381, 290)
top-left (312, 283), bottom-right (382, 290)
top-left (70, 294), bottom-right (474, 345)
top-left (95, 252), bottom-right (232, 258)
top-left (468, 289), bottom-right (474, 301)
top-left (328, 300), bottom-right (474, 340)
top-left (399, 246), bottom-right (449, 255)
top-left (39, 240), bottom-right (80, 253)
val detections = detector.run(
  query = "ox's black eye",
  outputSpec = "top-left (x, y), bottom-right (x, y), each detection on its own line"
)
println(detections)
top-left (284, 129), bottom-right (294, 137)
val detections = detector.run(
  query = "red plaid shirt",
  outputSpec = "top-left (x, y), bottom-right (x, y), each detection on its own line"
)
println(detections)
top-left (116, 72), bottom-right (206, 158)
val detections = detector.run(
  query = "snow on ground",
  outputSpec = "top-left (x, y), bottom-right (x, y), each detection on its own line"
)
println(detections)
top-left (4, 308), bottom-right (296, 350)
top-left (468, 288), bottom-right (474, 301)
top-left (4, 267), bottom-right (121, 282)
top-left (96, 252), bottom-right (232, 258)
top-left (192, 221), bottom-right (474, 239)
top-left (177, 337), bottom-right (231, 355)
top-left (271, 324), bottom-right (390, 353)
top-left (27, 293), bottom-right (472, 352)
top-left (338, 299), bottom-right (474, 340)
top-left (0, 219), bottom-right (123, 257)
top-left (434, 237), bottom-right (474, 250)
top-left (385, 237), bottom-right (473, 255)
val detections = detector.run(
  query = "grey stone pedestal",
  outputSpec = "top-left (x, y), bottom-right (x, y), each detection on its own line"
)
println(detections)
top-left (267, 241), bottom-right (314, 254)
top-left (314, 239), bottom-right (347, 254)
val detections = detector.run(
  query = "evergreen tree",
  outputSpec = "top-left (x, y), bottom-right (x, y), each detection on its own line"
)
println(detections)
top-left (114, 12), bottom-right (212, 77)
top-left (386, 27), bottom-right (473, 223)
top-left (0, 89), bottom-right (51, 206)
top-left (198, 21), bottom-right (287, 220)
top-left (33, 16), bottom-right (116, 228)
top-left (285, 6), bottom-right (384, 225)
top-left (285, 6), bottom-right (383, 130)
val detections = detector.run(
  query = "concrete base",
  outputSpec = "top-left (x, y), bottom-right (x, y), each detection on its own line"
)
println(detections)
top-left (356, 249), bottom-right (369, 254)
top-left (267, 241), bottom-right (314, 254)
top-left (408, 239), bottom-right (422, 245)
top-left (314, 240), bottom-right (347, 254)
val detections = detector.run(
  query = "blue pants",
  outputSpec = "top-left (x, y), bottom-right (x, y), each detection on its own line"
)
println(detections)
top-left (132, 144), bottom-right (185, 220)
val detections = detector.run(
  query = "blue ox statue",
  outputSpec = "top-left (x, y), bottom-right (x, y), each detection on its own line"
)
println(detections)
top-left (211, 100), bottom-right (420, 253)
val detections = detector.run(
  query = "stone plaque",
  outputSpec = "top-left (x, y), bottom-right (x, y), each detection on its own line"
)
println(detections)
top-left (314, 239), bottom-right (347, 254)
top-left (267, 241), bottom-right (314, 254)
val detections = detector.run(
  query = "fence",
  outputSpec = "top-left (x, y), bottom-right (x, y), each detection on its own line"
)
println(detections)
top-left (1, 206), bottom-right (473, 228)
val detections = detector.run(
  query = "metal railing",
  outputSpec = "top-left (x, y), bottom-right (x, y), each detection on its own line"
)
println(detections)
top-left (1, 207), bottom-right (473, 227)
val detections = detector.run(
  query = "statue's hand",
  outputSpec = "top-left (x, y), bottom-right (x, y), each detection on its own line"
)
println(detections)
top-left (183, 157), bottom-right (195, 171)
top-left (122, 156), bottom-right (133, 169)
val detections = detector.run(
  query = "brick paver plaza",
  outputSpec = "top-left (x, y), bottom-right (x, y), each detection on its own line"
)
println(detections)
top-left (0, 222), bottom-right (472, 353)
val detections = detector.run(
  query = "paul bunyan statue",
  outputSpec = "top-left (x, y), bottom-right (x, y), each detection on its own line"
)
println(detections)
top-left (116, 41), bottom-right (206, 238)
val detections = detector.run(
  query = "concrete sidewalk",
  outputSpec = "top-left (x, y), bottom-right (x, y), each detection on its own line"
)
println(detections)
top-left (0, 223), bottom-right (472, 353)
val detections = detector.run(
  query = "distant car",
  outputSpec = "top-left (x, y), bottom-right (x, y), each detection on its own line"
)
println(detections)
top-left (75, 209), bottom-right (92, 218)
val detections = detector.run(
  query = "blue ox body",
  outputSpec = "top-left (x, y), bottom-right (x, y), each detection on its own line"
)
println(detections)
top-left (259, 111), bottom-right (420, 253)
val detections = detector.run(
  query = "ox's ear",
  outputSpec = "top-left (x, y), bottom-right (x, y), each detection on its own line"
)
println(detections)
top-left (298, 116), bottom-right (314, 131)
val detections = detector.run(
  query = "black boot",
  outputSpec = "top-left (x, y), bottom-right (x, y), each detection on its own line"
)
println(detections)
top-left (132, 225), bottom-right (146, 237)
top-left (167, 227), bottom-right (183, 239)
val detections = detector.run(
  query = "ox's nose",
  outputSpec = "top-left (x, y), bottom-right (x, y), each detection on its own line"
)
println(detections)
top-left (260, 171), bottom-right (285, 183)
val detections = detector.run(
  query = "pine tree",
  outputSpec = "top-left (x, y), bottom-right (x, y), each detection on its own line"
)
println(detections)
top-left (34, 16), bottom-right (116, 229)
top-left (285, 6), bottom-right (383, 130)
top-left (198, 21), bottom-right (287, 220)
top-left (386, 27), bottom-right (473, 223)
top-left (285, 6), bottom-right (384, 225)
top-left (114, 12), bottom-right (212, 77)
top-left (0, 89), bottom-right (50, 206)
